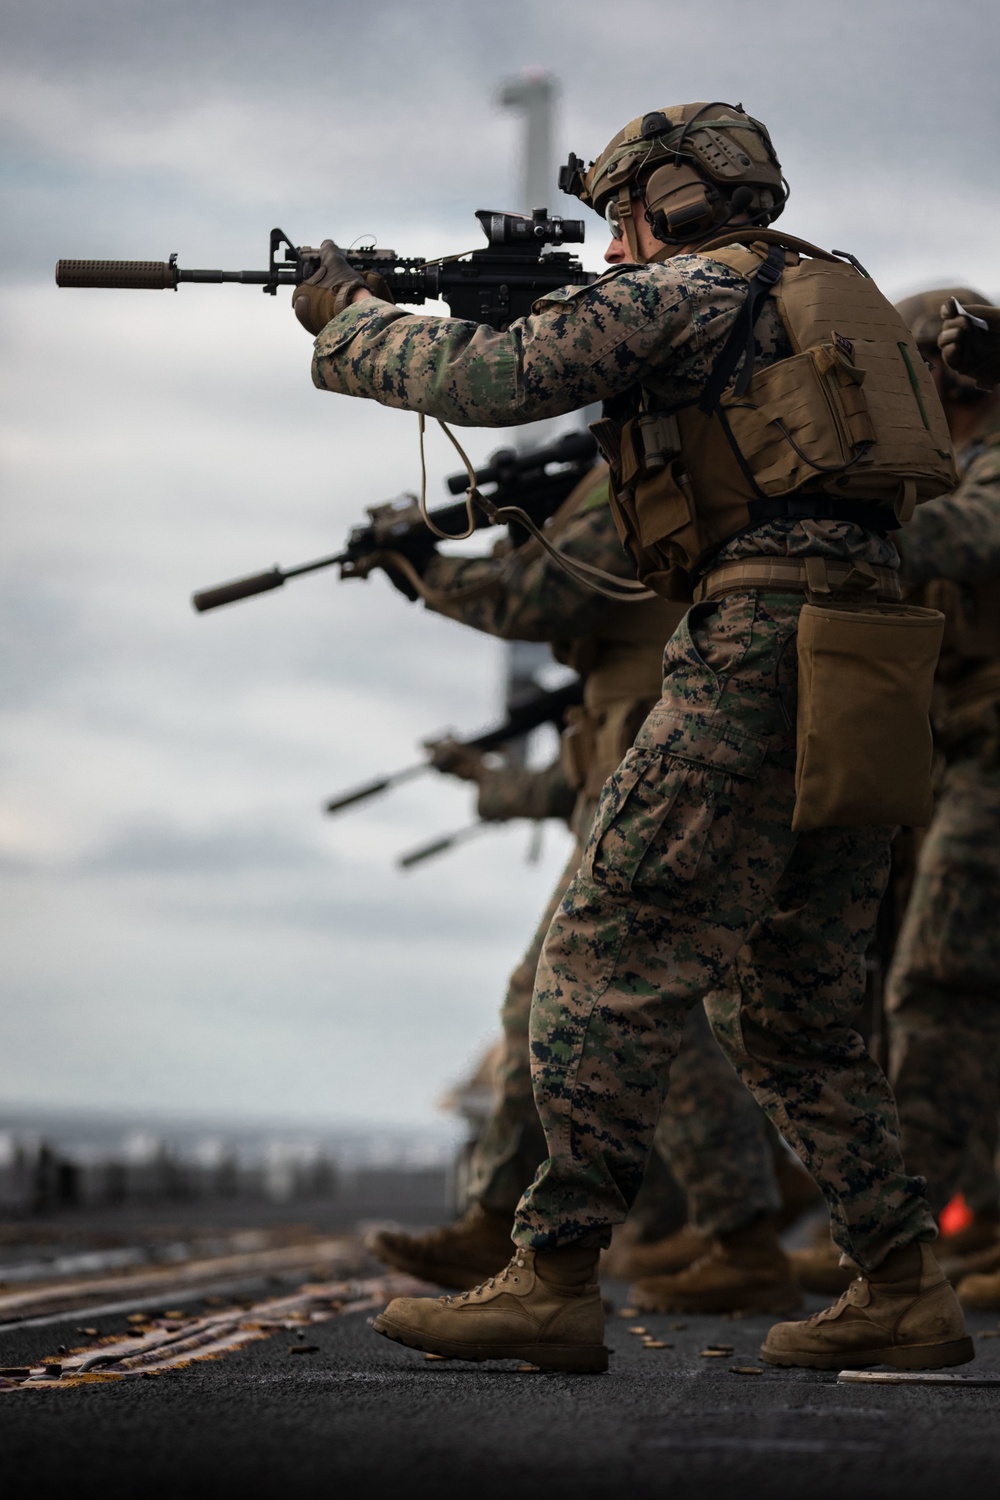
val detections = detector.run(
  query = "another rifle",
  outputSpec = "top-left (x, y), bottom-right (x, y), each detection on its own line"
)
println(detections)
top-left (56, 210), bottom-right (594, 331)
top-left (397, 822), bottom-right (492, 871)
top-left (190, 428), bottom-right (598, 612)
top-left (323, 677), bottom-right (582, 816)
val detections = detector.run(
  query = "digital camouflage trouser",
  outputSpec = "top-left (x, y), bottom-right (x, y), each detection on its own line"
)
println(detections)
top-left (469, 800), bottom-right (781, 1234)
top-left (888, 753), bottom-right (1000, 1216)
top-left (514, 593), bottom-right (935, 1272)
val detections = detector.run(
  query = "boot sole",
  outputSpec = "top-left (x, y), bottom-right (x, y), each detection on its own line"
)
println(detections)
top-left (759, 1336), bottom-right (975, 1371)
top-left (631, 1283), bottom-right (802, 1317)
top-left (371, 1312), bottom-right (609, 1374)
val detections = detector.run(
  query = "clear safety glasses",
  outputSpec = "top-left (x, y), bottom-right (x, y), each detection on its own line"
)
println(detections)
top-left (605, 199), bottom-right (625, 239)
top-left (605, 193), bottom-right (643, 240)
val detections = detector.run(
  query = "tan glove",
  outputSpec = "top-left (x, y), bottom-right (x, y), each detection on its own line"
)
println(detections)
top-left (292, 241), bottom-right (393, 334)
top-left (938, 300), bottom-right (1000, 388)
top-left (425, 737), bottom-right (489, 783)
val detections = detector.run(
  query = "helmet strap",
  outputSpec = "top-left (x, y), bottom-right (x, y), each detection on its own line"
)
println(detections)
top-left (618, 186), bottom-right (643, 262)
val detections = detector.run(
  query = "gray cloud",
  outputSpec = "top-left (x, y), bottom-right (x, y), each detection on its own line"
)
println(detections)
top-left (79, 819), bottom-right (327, 874)
top-left (2, 0), bottom-right (998, 1126)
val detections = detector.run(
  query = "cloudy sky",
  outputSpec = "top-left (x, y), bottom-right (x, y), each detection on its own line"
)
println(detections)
top-left (1, 0), bottom-right (998, 1133)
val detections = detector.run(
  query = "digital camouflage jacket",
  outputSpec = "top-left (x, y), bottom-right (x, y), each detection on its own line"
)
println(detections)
top-left (900, 406), bottom-right (1000, 586)
top-left (419, 466), bottom-right (628, 644)
top-left (312, 255), bottom-right (898, 574)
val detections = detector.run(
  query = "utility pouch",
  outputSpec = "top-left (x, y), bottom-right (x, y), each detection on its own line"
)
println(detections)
top-left (792, 602), bottom-right (945, 831)
top-left (601, 412), bottom-right (700, 601)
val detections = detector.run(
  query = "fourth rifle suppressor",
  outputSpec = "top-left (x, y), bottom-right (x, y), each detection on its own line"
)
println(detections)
top-left (56, 211), bottom-right (595, 331)
top-left (189, 428), bottom-right (599, 612)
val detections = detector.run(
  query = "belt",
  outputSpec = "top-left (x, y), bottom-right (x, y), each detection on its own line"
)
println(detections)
top-left (692, 556), bottom-right (902, 604)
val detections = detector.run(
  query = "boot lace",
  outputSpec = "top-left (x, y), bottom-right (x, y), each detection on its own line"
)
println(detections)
top-left (804, 1274), bottom-right (866, 1326)
top-left (444, 1254), bottom-right (527, 1304)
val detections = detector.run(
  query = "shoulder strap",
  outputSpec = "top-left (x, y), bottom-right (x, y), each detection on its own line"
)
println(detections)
top-left (701, 243), bottom-right (770, 281)
top-left (696, 227), bottom-right (841, 263)
top-left (697, 242), bottom-right (786, 415)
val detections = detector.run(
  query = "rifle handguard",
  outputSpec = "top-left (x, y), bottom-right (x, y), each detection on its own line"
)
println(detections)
top-left (56, 260), bottom-right (178, 290)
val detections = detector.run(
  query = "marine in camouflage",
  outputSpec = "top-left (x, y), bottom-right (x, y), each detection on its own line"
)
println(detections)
top-left (313, 252), bottom-right (900, 581)
top-left (897, 415), bottom-right (1000, 585)
top-left (311, 243), bottom-right (929, 1270)
top-left (888, 410), bottom-right (1000, 1217)
top-left (421, 466), bottom-right (630, 642)
top-left (515, 593), bottom-right (934, 1270)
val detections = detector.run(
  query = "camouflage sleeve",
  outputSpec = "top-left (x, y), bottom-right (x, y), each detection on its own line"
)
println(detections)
top-left (419, 478), bottom-right (631, 641)
top-left (476, 758), bottom-right (577, 825)
top-left (900, 442), bottom-right (1000, 584)
top-left (309, 257), bottom-right (747, 425)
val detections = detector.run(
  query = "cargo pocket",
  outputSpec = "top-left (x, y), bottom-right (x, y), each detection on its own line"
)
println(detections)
top-left (581, 750), bottom-right (682, 896)
top-left (582, 748), bottom-right (742, 903)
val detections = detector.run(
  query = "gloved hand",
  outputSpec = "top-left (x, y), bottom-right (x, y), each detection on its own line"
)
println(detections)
top-left (292, 241), bottom-right (392, 333)
top-left (938, 301), bottom-right (1000, 388)
top-left (378, 528), bottom-right (439, 602)
top-left (425, 737), bottom-right (489, 782)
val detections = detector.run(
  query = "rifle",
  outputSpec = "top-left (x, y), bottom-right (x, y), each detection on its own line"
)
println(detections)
top-left (397, 822), bottom-right (493, 871)
top-left (56, 210), bottom-right (594, 331)
top-left (323, 677), bottom-right (582, 816)
top-left (190, 428), bottom-right (598, 612)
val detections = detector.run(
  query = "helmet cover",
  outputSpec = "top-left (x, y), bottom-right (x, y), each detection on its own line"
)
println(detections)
top-left (559, 102), bottom-right (786, 256)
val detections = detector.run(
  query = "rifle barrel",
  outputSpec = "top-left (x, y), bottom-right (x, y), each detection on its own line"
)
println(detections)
top-left (323, 762), bottom-right (427, 817)
top-left (397, 822), bottom-right (490, 870)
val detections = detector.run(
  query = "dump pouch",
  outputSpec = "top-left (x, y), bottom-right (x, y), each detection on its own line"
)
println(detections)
top-left (792, 602), bottom-right (945, 831)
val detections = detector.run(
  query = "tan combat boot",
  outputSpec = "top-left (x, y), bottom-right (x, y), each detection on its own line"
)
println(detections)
top-left (789, 1235), bottom-right (854, 1296)
top-left (372, 1243), bottom-right (608, 1373)
top-left (955, 1266), bottom-right (1000, 1310)
top-left (761, 1240), bottom-right (974, 1370)
top-left (602, 1223), bottom-right (710, 1281)
top-left (628, 1215), bottom-right (801, 1315)
top-left (366, 1205), bottom-right (514, 1291)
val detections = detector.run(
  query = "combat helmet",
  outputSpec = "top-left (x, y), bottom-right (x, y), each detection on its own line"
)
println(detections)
top-left (895, 286), bottom-right (995, 400)
top-left (559, 102), bottom-right (786, 260)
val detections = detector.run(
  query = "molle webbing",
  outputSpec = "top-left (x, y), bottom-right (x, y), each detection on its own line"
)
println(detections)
top-left (598, 235), bottom-right (959, 599)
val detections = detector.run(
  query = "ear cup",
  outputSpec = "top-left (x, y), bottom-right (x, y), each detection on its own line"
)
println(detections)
top-left (643, 163), bottom-right (720, 241)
